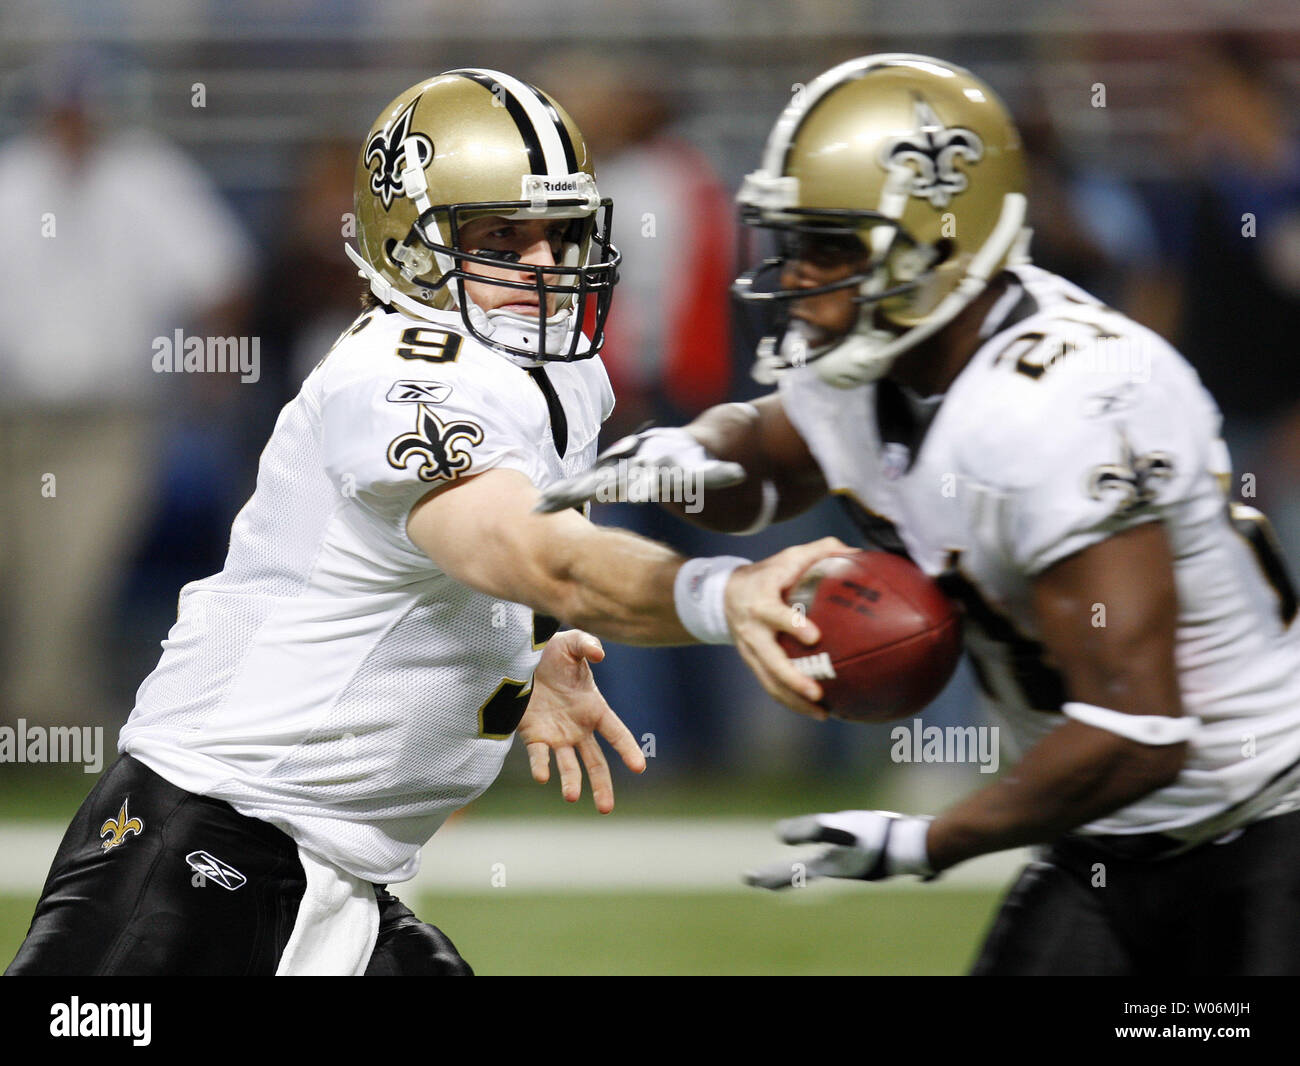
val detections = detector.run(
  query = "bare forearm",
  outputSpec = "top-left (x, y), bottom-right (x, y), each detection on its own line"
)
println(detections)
top-left (411, 470), bottom-right (697, 645)
top-left (926, 721), bottom-right (1184, 871)
top-left (545, 525), bottom-right (693, 645)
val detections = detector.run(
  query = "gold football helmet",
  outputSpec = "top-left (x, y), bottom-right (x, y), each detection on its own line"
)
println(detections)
top-left (734, 54), bottom-right (1029, 386)
top-left (347, 68), bottom-right (619, 363)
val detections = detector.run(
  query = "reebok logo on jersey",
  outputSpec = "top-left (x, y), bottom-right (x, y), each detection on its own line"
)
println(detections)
top-left (1083, 381), bottom-right (1140, 418)
top-left (386, 380), bottom-right (452, 404)
top-left (99, 799), bottom-right (144, 851)
top-left (185, 850), bottom-right (247, 891)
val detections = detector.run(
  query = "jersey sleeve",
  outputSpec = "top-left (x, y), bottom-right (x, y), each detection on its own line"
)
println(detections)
top-left (318, 358), bottom-right (547, 529)
top-left (958, 344), bottom-right (1222, 576)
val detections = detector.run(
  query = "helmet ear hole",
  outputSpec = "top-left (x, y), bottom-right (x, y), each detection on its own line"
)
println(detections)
top-left (383, 239), bottom-right (401, 265)
top-left (930, 238), bottom-right (955, 266)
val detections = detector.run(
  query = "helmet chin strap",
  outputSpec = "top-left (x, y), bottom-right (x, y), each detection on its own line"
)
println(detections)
top-left (761, 193), bottom-right (1029, 390)
top-left (812, 275), bottom-right (986, 389)
top-left (345, 242), bottom-right (446, 321)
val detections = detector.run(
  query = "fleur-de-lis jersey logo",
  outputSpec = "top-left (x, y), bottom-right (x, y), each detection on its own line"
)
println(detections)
top-left (1087, 431), bottom-right (1175, 517)
top-left (99, 799), bottom-right (144, 851)
top-left (879, 97), bottom-right (984, 208)
top-left (365, 97), bottom-right (435, 210)
top-left (387, 403), bottom-right (484, 483)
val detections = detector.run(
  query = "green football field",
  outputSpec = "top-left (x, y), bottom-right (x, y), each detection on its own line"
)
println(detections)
top-left (0, 888), bottom-right (1004, 975)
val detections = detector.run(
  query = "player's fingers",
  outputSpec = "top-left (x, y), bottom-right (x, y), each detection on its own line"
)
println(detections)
top-left (772, 537), bottom-right (853, 584)
top-left (526, 741), bottom-right (551, 785)
top-left (555, 628), bottom-right (602, 663)
top-left (777, 815), bottom-right (857, 846)
top-left (735, 629), bottom-right (826, 720)
top-left (699, 460), bottom-right (747, 490)
top-left (734, 564), bottom-right (824, 645)
top-left (743, 859), bottom-right (806, 891)
top-left (555, 745), bottom-right (583, 803)
top-left (534, 471), bottom-right (603, 513)
top-left (578, 737), bottom-right (615, 814)
top-left (534, 486), bottom-right (582, 514)
top-left (595, 433), bottom-right (643, 463)
top-left (753, 596), bottom-right (822, 646)
top-left (807, 847), bottom-right (873, 880)
top-left (576, 633), bottom-right (605, 664)
top-left (743, 624), bottom-right (824, 708)
top-left (598, 710), bottom-right (647, 774)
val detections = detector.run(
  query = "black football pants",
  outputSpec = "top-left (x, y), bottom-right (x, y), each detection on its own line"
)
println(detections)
top-left (5, 754), bottom-right (471, 976)
top-left (972, 808), bottom-right (1300, 975)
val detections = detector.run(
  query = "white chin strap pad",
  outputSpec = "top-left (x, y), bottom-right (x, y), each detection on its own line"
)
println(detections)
top-left (1062, 702), bottom-right (1198, 745)
top-left (469, 303), bottom-right (574, 363)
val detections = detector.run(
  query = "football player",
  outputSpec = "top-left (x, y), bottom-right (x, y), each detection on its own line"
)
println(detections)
top-left (6, 70), bottom-right (843, 977)
top-left (540, 54), bottom-right (1300, 975)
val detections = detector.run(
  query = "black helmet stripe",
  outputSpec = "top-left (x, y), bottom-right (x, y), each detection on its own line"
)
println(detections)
top-left (522, 84), bottom-right (579, 173)
top-left (448, 68), bottom-right (573, 176)
top-left (449, 69), bottom-right (545, 174)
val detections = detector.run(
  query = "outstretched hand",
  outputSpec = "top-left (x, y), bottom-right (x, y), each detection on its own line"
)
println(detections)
top-left (517, 629), bottom-right (646, 813)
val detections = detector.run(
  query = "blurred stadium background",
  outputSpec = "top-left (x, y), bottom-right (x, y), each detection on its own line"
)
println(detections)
top-left (2, 0), bottom-right (1300, 973)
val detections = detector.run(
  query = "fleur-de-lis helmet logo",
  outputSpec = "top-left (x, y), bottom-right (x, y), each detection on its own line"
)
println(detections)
top-left (387, 403), bottom-right (484, 483)
top-left (879, 96), bottom-right (984, 208)
top-left (99, 799), bottom-right (145, 851)
top-left (365, 97), bottom-right (435, 210)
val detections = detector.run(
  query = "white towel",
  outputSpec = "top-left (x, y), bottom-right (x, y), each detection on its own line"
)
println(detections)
top-left (276, 846), bottom-right (380, 976)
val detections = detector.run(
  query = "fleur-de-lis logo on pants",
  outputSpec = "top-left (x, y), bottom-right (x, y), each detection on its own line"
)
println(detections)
top-left (879, 97), bottom-right (984, 208)
top-left (387, 403), bottom-right (484, 483)
top-left (100, 799), bottom-right (144, 851)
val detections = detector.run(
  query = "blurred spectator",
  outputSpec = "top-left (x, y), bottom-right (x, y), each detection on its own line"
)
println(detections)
top-left (1165, 33), bottom-right (1300, 558)
top-left (0, 49), bottom-right (254, 727)
top-left (1019, 101), bottom-right (1163, 312)
top-left (116, 142), bottom-right (361, 697)
top-left (253, 138), bottom-right (364, 408)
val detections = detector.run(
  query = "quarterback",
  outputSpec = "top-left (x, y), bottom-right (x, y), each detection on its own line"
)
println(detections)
top-left (6, 70), bottom-right (840, 977)
top-left (543, 55), bottom-right (1300, 974)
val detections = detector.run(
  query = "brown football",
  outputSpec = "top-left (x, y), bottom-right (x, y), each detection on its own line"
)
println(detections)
top-left (777, 550), bottom-right (962, 722)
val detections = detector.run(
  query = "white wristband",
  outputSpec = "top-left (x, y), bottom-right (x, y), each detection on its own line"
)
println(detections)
top-left (885, 815), bottom-right (934, 877)
top-left (1062, 702), bottom-right (1198, 745)
top-left (674, 555), bottom-right (751, 644)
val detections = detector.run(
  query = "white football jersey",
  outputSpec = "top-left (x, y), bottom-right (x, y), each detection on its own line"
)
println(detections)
top-left (781, 264), bottom-right (1300, 838)
top-left (120, 306), bottom-right (613, 882)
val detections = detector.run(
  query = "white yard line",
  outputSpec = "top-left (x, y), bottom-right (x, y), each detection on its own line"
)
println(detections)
top-left (0, 818), bottom-right (1030, 895)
